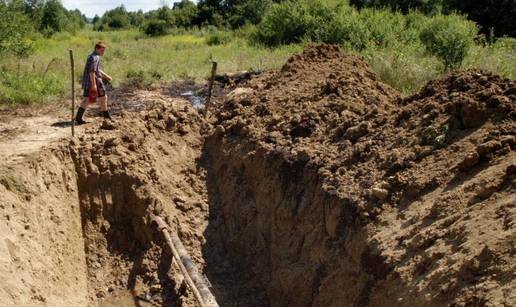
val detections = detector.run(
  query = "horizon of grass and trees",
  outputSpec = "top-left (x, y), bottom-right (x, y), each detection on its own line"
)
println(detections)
top-left (0, 0), bottom-right (515, 106)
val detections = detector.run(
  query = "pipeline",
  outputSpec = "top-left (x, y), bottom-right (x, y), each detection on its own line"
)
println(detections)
top-left (150, 214), bottom-right (219, 307)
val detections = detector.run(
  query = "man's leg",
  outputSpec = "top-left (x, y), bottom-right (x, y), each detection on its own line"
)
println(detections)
top-left (75, 97), bottom-right (89, 125)
top-left (99, 95), bottom-right (112, 120)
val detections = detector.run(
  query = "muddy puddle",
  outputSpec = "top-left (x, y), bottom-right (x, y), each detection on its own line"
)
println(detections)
top-left (180, 90), bottom-right (204, 109)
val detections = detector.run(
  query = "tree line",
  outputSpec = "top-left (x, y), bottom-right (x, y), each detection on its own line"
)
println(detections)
top-left (0, 0), bottom-right (87, 56)
top-left (1, 0), bottom-right (514, 58)
top-left (94, 0), bottom-right (514, 37)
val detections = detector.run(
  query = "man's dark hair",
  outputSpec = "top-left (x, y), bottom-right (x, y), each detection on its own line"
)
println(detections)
top-left (95, 41), bottom-right (107, 50)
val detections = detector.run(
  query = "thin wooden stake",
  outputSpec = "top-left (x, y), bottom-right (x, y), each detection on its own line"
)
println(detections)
top-left (204, 60), bottom-right (218, 119)
top-left (69, 50), bottom-right (75, 137)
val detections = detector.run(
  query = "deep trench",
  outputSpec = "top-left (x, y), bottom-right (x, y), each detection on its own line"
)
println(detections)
top-left (201, 137), bottom-right (386, 307)
top-left (66, 119), bottom-right (387, 307)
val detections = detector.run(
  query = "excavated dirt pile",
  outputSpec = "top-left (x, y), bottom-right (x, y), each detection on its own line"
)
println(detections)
top-left (205, 44), bottom-right (515, 306)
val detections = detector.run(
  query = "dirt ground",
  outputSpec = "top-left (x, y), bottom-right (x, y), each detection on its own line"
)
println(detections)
top-left (0, 44), bottom-right (514, 307)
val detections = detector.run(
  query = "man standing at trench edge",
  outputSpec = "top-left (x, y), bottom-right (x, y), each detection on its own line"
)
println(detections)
top-left (75, 41), bottom-right (113, 124)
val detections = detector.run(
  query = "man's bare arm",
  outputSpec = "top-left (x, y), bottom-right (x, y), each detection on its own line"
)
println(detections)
top-left (100, 70), bottom-right (112, 82)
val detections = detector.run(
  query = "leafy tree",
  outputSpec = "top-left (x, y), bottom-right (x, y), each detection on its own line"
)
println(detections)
top-left (92, 14), bottom-right (100, 25)
top-left (350, 0), bottom-right (515, 37)
top-left (129, 10), bottom-right (145, 27)
top-left (445, 0), bottom-right (515, 37)
top-left (195, 0), bottom-right (225, 26)
top-left (39, 0), bottom-right (67, 35)
top-left (195, 0), bottom-right (281, 28)
top-left (96, 5), bottom-right (131, 30)
top-left (172, 0), bottom-right (198, 28)
top-left (420, 14), bottom-right (478, 70)
top-left (227, 0), bottom-right (273, 28)
top-left (143, 19), bottom-right (168, 36)
top-left (0, 3), bottom-right (34, 57)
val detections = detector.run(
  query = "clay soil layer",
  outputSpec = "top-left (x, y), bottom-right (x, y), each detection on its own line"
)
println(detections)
top-left (0, 44), bottom-right (514, 307)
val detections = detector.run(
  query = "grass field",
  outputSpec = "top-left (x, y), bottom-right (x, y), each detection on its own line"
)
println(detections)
top-left (0, 29), bottom-right (302, 106)
top-left (0, 29), bottom-right (514, 106)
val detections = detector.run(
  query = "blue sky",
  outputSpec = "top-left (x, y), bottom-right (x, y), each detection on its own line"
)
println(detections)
top-left (62, 0), bottom-right (175, 17)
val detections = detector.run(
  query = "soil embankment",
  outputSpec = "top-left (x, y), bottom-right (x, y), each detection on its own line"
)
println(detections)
top-left (204, 44), bottom-right (515, 306)
top-left (0, 44), bottom-right (514, 307)
top-left (1, 94), bottom-right (211, 306)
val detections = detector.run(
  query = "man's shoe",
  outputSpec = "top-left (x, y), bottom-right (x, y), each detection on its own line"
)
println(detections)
top-left (75, 107), bottom-right (87, 125)
top-left (75, 118), bottom-right (87, 125)
top-left (102, 111), bottom-right (112, 120)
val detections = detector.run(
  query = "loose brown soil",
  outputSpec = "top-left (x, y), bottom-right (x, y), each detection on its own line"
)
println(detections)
top-left (0, 44), bottom-right (514, 307)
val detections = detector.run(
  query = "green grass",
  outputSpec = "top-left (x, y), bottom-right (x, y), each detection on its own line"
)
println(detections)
top-left (0, 28), bottom-right (514, 105)
top-left (0, 29), bottom-right (301, 106)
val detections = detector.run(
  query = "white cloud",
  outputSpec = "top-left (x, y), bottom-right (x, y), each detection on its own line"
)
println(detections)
top-left (61, 0), bottom-right (168, 17)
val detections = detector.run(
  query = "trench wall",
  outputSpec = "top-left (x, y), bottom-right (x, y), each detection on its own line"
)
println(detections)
top-left (204, 137), bottom-right (394, 307)
top-left (0, 148), bottom-right (89, 307)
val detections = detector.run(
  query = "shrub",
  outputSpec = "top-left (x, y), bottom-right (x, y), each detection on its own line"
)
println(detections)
top-left (252, 1), bottom-right (420, 51)
top-left (350, 0), bottom-right (516, 37)
top-left (172, 0), bottom-right (199, 28)
top-left (123, 69), bottom-right (161, 89)
top-left (144, 19), bottom-right (169, 37)
top-left (96, 5), bottom-right (132, 31)
top-left (206, 31), bottom-right (233, 46)
top-left (227, 0), bottom-right (273, 29)
top-left (234, 23), bottom-right (258, 40)
top-left (0, 6), bottom-right (35, 57)
top-left (350, 0), bottom-right (445, 14)
top-left (251, 0), bottom-right (313, 46)
top-left (420, 14), bottom-right (478, 70)
top-left (320, 6), bottom-right (376, 51)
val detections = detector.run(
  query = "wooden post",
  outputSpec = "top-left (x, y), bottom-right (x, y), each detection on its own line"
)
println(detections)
top-left (204, 60), bottom-right (218, 119)
top-left (69, 50), bottom-right (75, 137)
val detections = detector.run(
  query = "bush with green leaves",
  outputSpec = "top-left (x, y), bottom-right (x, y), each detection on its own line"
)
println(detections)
top-left (251, 0), bottom-right (336, 47)
top-left (172, 0), bottom-right (199, 28)
top-left (0, 5), bottom-right (35, 57)
top-left (39, 0), bottom-right (72, 36)
top-left (206, 31), bottom-right (233, 45)
top-left (95, 5), bottom-right (132, 31)
top-left (143, 19), bottom-right (169, 37)
top-left (420, 14), bottom-right (478, 70)
top-left (350, 0), bottom-right (515, 37)
top-left (251, 1), bottom-right (303, 46)
top-left (226, 0), bottom-right (273, 29)
top-left (252, 1), bottom-right (422, 51)
top-left (123, 69), bottom-right (162, 89)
